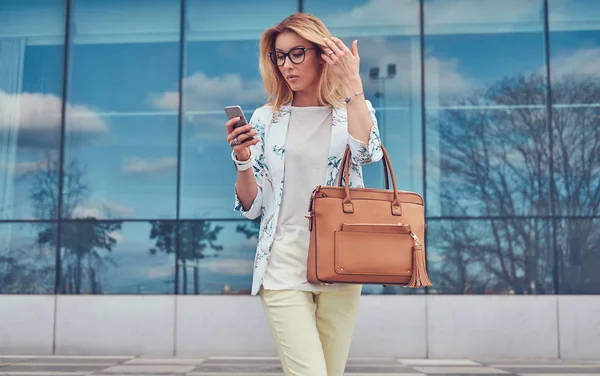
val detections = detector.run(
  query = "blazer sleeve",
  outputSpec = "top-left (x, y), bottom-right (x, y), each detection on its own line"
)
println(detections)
top-left (346, 99), bottom-right (383, 165)
top-left (233, 109), bottom-right (265, 220)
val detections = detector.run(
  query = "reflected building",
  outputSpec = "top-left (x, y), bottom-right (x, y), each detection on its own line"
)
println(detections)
top-left (0, 0), bottom-right (599, 359)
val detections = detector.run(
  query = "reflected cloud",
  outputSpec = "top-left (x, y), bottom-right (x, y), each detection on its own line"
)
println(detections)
top-left (199, 258), bottom-right (253, 276)
top-left (0, 160), bottom-right (44, 179)
top-left (329, 0), bottom-right (418, 28)
top-left (144, 265), bottom-right (173, 280)
top-left (121, 156), bottom-right (177, 175)
top-left (0, 91), bottom-right (108, 148)
top-left (424, 0), bottom-right (541, 27)
top-left (357, 38), bottom-right (477, 97)
top-left (330, 0), bottom-right (540, 32)
top-left (551, 46), bottom-right (600, 77)
top-left (72, 199), bottom-right (135, 219)
top-left (425, 56), bottom-right (478, 95)
top-left (151, 72), bottom-right (265, 112)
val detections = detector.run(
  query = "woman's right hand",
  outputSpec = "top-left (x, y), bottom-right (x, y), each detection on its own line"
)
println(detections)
top-left (226, 117), bottom-right (259, 161)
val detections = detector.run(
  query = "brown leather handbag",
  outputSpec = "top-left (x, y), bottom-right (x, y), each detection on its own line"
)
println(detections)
top-left (306, 145), bottom-right (432, 288)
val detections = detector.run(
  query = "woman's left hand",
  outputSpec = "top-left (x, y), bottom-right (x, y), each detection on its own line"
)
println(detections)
top-left (321, 37), bottom-right (361, 84)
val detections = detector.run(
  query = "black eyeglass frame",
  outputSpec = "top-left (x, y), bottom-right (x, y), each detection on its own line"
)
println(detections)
top-left (268, 47), bottom-right (318, 66)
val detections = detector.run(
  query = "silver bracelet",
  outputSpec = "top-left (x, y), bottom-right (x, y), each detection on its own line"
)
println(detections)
top-left (231, 150), bottom-right (253, 171)
top-left (344, 91), bottom-right (364, 104)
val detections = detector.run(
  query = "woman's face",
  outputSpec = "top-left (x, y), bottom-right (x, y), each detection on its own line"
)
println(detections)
top-left (273, 31), bottom-right (322, 94)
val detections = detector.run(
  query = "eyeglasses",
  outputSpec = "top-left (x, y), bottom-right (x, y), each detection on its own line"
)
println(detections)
top-left (269, 47), bottom-right (316, 66)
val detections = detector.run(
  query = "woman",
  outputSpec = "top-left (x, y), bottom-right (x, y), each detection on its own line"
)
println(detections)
top-left (225, 12), bottom-right (382, 376)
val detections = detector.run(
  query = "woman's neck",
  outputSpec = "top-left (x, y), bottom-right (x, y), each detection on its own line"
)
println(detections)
top-left (291, 86), bottom-right (321, 107)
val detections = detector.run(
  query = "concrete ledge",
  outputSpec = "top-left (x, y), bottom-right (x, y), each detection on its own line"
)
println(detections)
top-left (350, 295), bottom-right (427, 358)
top-left (427, 295), bottom-right (559, 359)
top-left (54, 295), bottom-right (175, 356)
top-left (176, 295), bottom-right (275, 357)
top-left (0, 295), bottom-right (55, 355)
top-left (558, 295), bottom-right (600, 360)
top-left (3, 294), bottom-right (600, 359)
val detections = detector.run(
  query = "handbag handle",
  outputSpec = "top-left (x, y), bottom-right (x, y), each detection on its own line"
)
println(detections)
top-left (336, 147), bottom-right (391, 190)
top-left (338, 145), bottom-right (402, 216)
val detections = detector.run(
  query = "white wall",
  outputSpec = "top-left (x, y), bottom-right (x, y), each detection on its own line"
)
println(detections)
top-left (0, 295), bottom-right (598, 360)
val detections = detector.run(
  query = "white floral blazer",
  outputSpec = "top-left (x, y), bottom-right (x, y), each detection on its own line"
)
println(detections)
top-left (234, 100), bottom-right (383, 295)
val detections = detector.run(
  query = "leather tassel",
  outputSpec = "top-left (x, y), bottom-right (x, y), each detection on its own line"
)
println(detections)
top-left (408, 245), bottom-right (432, 288)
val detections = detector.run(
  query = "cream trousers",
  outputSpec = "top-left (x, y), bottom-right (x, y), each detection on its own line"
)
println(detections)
top-left (259, 285), bottom-right (362, 376)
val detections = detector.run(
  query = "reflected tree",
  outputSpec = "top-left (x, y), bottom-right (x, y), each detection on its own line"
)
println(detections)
top-left (30, 151), bottom-right (122, 293)
top-left (0, 247), bottom-right (54, 293)
top-left (235, 217), bottom-right (260, 239)
top-left (149, 220), bottom-right (224, 294)
top-left (431, 73), bottom-right (600, 294)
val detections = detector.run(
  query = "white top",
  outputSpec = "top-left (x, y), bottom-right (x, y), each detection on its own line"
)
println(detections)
top-left (261, 105), bottom-right (347, 291)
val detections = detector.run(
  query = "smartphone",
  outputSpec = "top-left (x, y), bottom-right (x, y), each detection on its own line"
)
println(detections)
top-left (224, 105), bottom-right (249, 130)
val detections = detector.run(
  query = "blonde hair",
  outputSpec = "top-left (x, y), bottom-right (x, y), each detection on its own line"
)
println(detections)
top-left (258, 13), bottom-right (346, 112)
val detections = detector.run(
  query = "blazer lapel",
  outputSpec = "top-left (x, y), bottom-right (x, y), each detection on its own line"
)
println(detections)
top-left (267, 103), bottom-right (291, 204)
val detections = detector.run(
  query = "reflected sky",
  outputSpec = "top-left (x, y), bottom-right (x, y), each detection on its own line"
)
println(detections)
top-left (1, 0), bottom-right (599, 294)
top-left (3, 0), bottom-right (599, 220)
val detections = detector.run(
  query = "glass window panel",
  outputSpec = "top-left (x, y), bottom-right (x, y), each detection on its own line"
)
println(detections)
top-left (307, 0), bottom-right (424, 296)
top-left (557, 218), bottom-right (600, 294)
top-left (0, 0), bottom-right (65, 220)
top-left (60, 221), bottom-right (175, 294)
top-left (0, 221), bottom-right (56, 293)
top-left (180, 0), bottom-right (298, 219)
top-left (427, 219), bottom-right (555, 294)
top-left (424, 0), bottom-right (551, 218)
top-left (549, 0), bottom-right (600, 217)
top-left (63, 0), bottom-right (180, 220)
top-left (178, 220), bottom-right (255, 294)
top-left (304, 0), bottom-right (424, 196)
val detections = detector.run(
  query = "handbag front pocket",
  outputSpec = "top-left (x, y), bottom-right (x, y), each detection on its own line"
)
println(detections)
top-left (333, 225), bottom-right (413, 277)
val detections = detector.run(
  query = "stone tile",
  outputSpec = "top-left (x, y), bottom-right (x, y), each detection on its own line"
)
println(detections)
top-left (35, 355), bottom-right (133, 359)
top-left (345, 366), bottom-right (416, 373)
top-left (0, 358), bottom-right (34, 364)
top-left (0, 372), bottom-right (88, 375)
top-left (412, 366), bottom-right (510, 374)
top-left (0, 364), bottom-right (107, 372)
top-left (344, 374), bottom-right (427, 376)
top-left (192, 364), bottom-right (283, 373)
top-left (188, 373), bottom-right (283, 376)
top-left (346, 358), bottom-right (402, 365)
top-left (419, 375), bottom-right (511, 376)
top-left (201, 358), bottom-right (280, 364)
top-left (101, 365), bottom-right (195, 374)
top-left (498, 366), bottom-right (600, 374)
top-left (489, 364), bottom-right (600, 368)
top-left (123, 358), bottom-right (206, 365)
top-left (400, 359), bottom-right (481, 366)
top-left (19, 357), bottom-right (123, 364)
top-left (203, 356), bottom-right (279, 361)
top-left (94, 374), bottom-right (187, 376)
top-left (517, 374), bottom-right (600, 376)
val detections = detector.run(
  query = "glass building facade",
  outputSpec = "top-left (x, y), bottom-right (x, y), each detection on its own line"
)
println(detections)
top-left (0, 0), bottom-right (598, 295)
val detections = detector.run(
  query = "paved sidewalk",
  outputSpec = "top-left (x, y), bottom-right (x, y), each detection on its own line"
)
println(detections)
top-left (1, 355), bottom-right (600, 375)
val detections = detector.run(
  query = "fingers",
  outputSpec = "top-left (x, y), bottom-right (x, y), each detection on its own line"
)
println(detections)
top-left (324, 37), bottom-right (343, 56)
top-left (321, 51), bottom-right (335, 65)
top-left (351, 39), bottom-right (359, 58)
top-left (231, 136), bottom-right (259, 157)
top-left (227, 127), bottom-right (257, 145)
top-left (225, 116), bottom-right (244, 133)
top-left (330, 37), bottom-right (351, 54)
